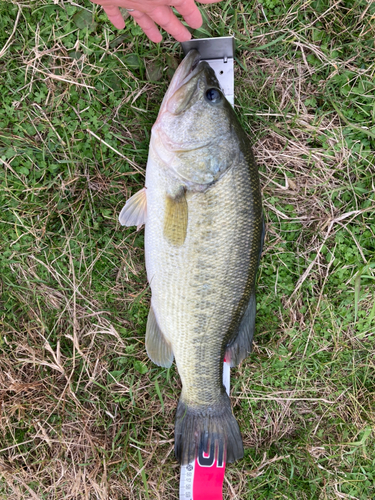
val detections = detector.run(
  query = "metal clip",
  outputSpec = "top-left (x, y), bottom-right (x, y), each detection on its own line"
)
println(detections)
top-left (180, 36), bottom-right (235, 106)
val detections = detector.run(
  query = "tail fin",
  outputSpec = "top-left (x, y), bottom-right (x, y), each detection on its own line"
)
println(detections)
top-left (174, 391), bottom-right (243, 465)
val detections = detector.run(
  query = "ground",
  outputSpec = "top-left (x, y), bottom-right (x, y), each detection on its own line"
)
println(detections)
top-left (0, 0), bottom-right (374, 499)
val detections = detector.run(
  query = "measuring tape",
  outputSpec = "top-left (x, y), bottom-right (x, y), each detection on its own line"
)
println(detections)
top-left (179, 37), bottom-right (235, 500)
top-left (179, 361), bottom-right (231, 500)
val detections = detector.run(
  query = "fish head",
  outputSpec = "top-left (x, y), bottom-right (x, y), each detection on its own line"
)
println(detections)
top-left (151, 50), bottom-right (243, 187)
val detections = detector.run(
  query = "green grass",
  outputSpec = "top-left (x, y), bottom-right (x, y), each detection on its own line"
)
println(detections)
top-left (0, 0), bottom-right (374, 498)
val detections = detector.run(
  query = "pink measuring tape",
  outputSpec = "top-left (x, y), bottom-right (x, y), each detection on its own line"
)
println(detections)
top-left (179, 360), bottom-right (231, 500)
top-left (178, 37), bottom-right (236, 500)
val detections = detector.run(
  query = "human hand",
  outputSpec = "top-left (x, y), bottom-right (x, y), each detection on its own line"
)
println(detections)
top-left (90, 0), bottom-right (222, 43)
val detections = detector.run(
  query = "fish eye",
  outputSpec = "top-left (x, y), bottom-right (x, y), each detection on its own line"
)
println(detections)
top-left (205, 88), bottom-right (222, 104)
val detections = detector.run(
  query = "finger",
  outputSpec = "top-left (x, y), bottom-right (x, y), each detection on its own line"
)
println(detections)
top-left (150, 6), bottom-right (192, 42)
top-left (173, 0), bottom-right (202, 29)
top-left (102, 5), bottom-right (125, 29)
top-left (130, 11), bottom-right (163, 43)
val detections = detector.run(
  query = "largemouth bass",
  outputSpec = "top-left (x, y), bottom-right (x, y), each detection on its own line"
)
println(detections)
top-left (119, 50), bottom-right (264, 465)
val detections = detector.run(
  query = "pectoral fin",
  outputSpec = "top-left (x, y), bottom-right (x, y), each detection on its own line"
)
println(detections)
top-left (146, 306), bottom-right (174, 368)
top-left (119, 187), bottom-right (147, 229)
top-left (163, 189), bottom-right (188, 246)
top-left (225, 292), bottom-right (256, 367)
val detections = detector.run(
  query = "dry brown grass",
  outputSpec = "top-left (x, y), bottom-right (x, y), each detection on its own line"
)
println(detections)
top-left (1, 0), bottom-right (375, 499)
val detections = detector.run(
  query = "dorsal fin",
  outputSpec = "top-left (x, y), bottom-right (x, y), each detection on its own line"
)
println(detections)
top-left (226, 214), bottom-right (266, 366)
top-left (225, 292), bottom-right (256, 367)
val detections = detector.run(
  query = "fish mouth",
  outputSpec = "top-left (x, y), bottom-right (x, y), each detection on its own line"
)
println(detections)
top-left (154, 50), bottom-right (222, 121)
top-left (162, 50), bottom-right (202, 104)
top-left (173, 50), bottom-right (203, 91)
top-left (157, 50), bottom-right (217, 116)
top-left (151, 50), bottom-right (221, 156)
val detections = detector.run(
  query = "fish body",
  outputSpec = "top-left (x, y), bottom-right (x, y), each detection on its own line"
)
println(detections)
top-left (120, 50), bottom-right (263, 465)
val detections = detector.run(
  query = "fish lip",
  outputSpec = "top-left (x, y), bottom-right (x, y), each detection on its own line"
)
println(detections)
top-left (170, 49), bottom-right (202, 91)
top-left (158, 50), bottom-right (205, 114)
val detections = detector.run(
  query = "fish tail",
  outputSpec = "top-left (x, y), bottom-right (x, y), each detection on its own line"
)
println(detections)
top-left (174, 392), bottom-right (243, 465)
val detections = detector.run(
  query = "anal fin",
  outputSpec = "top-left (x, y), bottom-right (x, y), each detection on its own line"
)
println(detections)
top-left (225, 292), bottom-right (256, 367)
top-left (119, 187), bottom-right (147, 229)
top-left (146, 306), bottom-right (174, 368)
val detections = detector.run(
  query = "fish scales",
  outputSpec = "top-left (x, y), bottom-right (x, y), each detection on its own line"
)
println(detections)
top-left (146, 147), bottom-right (260, 405)
top-left (119, 50), bottom-right (264, 465)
